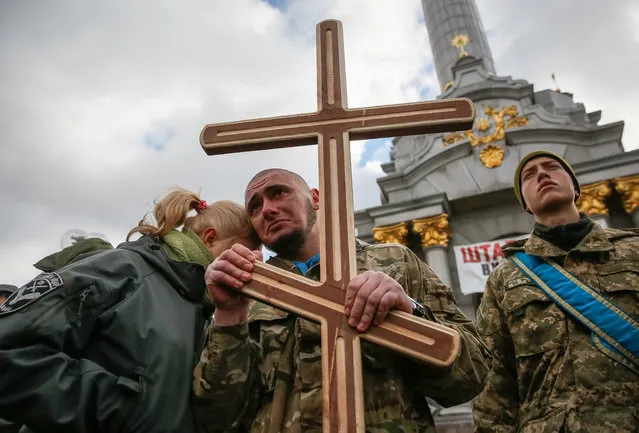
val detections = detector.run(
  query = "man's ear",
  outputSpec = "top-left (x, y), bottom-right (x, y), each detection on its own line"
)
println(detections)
top-left (201, 227), bottom-right (217, 247)
top-left (575, 190), bottom-right (580, 200)
top-left (311, 188), bottom-right (320, 210)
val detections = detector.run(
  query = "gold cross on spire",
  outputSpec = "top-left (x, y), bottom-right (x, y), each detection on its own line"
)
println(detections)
top-left (451, 34), bottom-right (470, 58)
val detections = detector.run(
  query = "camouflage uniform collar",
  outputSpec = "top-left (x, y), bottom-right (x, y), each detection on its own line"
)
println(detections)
top-left (355, 238), bottom-right (370, 252)
top-left (522, 235), bottom-right (566, 258)
top-left (266, 255), bottom-right (303, 275)
top-left (518, 222), bottom-right (614, 258)
top-left (573, 223), bottom-right (615, 253)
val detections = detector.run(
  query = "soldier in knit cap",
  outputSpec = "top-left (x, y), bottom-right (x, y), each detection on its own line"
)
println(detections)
top-left (473, 151), bottom-right (639, 432)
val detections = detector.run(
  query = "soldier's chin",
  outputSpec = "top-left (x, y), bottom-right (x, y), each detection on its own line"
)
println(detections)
top-left (536, 195), bottom-right (569, 212)
top-left (268, 230), bottom-right (306, 258)
top-left (268, 227), bottom-right (293, 243)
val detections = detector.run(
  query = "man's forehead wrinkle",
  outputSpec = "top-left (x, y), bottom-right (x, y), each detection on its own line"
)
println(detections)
top-left (245, 176), bottom-right (270, 201)
top-left (248, 175), bottom-right (269, 190)
top-left (246, 177), bottom-right (293, 208)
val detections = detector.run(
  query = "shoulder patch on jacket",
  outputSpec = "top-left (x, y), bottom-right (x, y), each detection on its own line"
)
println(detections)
top-left (0, 272), bottom-right (63, 315)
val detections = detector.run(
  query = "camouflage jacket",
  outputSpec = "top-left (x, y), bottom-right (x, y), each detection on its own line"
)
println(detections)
top-left (193, 239), bottom-right (489, 433)
top-left (473, 224), bottom-right (639, 432)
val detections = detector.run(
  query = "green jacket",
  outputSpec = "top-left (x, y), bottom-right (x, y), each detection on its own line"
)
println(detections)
top-left (0, 235), bottom-right (207, 433)
top-left (192, 240), bottom-right (489, 432)
top-left (473, 224), bottom-right (639, 432)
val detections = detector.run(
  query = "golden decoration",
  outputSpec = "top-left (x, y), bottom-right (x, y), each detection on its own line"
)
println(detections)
top-left (576, 180), bottom-right (612, 216)
top-left (443, 105), bottom-right (529, 147)
top-left (444, 81), bottom-right (454, 91)
top-left (476, 117), bottom-right (490, 132)
top-left (372, 221), bottom-right (409, 245)
top-left (613, 174), bottom-right (639, 214)
top-left (479, 145), bottom-right (505, 168)
top-left (451, 34), bottom-right (470, 58)
top-left (442, 131), bottom-right (466, 145)
top-left (412, 214), bottom-right (452, 249)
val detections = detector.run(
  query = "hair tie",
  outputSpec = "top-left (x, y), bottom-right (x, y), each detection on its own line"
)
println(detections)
top-left (195, 199), bottom-right (208, 213)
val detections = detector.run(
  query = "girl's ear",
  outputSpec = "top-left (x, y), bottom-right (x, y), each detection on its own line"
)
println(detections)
top-left (200, 227), bottom-right (217, 247)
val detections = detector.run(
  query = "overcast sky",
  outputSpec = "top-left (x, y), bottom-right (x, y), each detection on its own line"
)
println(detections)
top-left (1, 0), bottom-right (638, 286)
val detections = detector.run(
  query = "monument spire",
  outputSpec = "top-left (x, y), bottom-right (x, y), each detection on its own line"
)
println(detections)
top-left (422, 0), bottom-right (496, 91)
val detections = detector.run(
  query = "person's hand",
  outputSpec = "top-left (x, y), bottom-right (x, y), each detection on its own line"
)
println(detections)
top-left (205, 244), bottom-right (263, 326)
top-left (343, 271), bottom-right (413, 332)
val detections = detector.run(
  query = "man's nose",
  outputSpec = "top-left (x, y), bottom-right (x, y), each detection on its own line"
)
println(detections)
top-left (261, 198), bottom-right (278, 217)
top-left (536, 169), bottom-right (550, 182)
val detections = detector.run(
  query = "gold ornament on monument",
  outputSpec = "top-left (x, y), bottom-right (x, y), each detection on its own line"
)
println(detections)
top-left (479, 145), bottom-right (505, 168)
top-left (613, 174), bottom-right (639, 214)
top-left (443, 105), bottom-right (529, 147)
top-left (576, 180), bottom-right (612, 216)
top-left (412, 214), bottom-right (452, 248)
top-left (451, 34), bottom-right (470, 58)
top-left (476, 117), bottom-right (490, 132)
top-left (372, 221), bottom-right (409, 245)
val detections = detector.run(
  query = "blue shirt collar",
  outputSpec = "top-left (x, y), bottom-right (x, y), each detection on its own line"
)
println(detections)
top-left (291, 253), bottom-right (320, 275)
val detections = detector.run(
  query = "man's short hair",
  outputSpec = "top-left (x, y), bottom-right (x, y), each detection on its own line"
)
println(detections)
top-left (247, 168), bottom-right (311, 190)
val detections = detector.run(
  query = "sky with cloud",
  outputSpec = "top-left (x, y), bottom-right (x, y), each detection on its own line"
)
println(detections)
top-left (1, 0), bottom-right (638, 286)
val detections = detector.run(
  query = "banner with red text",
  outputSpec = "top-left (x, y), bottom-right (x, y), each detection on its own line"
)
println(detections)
top-left (453, 234), bottom-right (528, 295)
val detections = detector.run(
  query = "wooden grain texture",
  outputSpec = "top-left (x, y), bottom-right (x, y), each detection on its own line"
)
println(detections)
top-left (200, 19), bottom-right (473, 433)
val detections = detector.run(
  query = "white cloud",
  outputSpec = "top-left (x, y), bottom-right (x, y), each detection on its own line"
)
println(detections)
top-left (0, 0), bottom-right (636, 285)
top-left (476, 0), bottom-right (639, 149)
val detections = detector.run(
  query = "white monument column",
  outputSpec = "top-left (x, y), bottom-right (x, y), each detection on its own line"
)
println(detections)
top-left (412, 214), bottom-right (453, 287)
top-left (613, 175), bottom-right (639, 227)
top-left (576, 180), bottom-right (612, 227)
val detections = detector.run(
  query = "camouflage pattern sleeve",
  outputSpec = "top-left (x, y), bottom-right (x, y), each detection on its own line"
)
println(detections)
top-left (472, 268), bottom-right (519, 433)
top-left (397, 248), bottom-right (491, 407)
top-left (192, 322), bottom-right (260, 433)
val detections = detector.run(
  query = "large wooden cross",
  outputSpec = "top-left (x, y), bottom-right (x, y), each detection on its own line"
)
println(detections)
top-left (200, 20), bottom-right (474, 433)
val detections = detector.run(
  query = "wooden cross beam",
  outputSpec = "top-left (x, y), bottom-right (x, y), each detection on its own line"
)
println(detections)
top-left (200, 19), bottom-right (474, 433)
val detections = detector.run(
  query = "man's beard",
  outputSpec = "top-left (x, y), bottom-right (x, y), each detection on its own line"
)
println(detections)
top-left (267, 199), bottom-right (317, 259)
